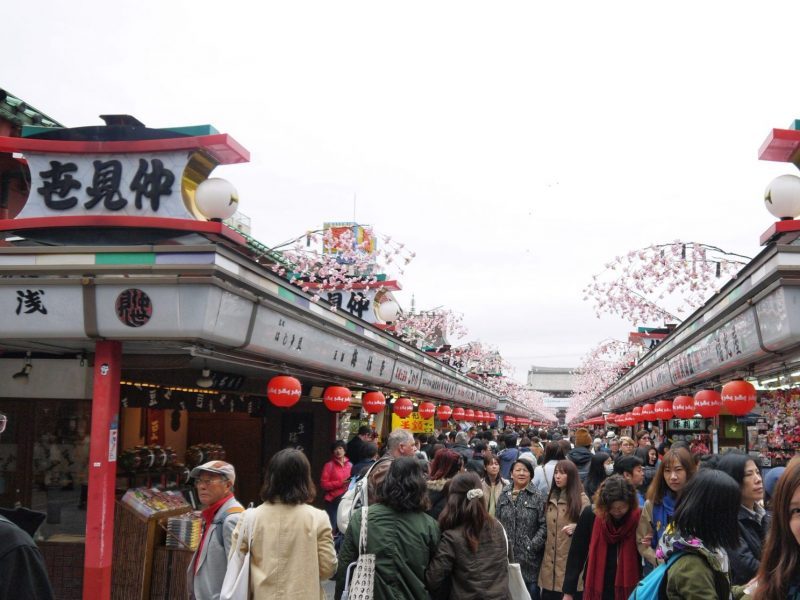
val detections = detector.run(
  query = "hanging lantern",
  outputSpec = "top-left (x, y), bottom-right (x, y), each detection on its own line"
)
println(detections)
top-left (323, 386), bottom-right (352, 412)
top-left (490, 413), bottom-right (498, 422)
top-left (464, 408), bottom-right (476, 420)
top-left (505, 415), bottom-right (516, 425)
top-left (394, 397), bottom-right (414, 418)
top-left (418, 401), bottom-right (436, 420)
top-left (654, 400), bottom-right (674, 420)
top-left (721, 380), bottom-right (757, 416)
top-left (632, 406), bottom-right (643, 422)
top-left (694, 389), bottom-right (722, 418)
top-left (673, 395), bottom-right (695, 419)
top-left (641, 404), bottom-right (656, 421)
top-left (362, 391), bottom-right (386, 414)
top-left (437, 404), bottom-right (453, 421)
top-left (452, 407), bottom-right (466, 421)
top-left (267, 375), bottom-right (302, 408)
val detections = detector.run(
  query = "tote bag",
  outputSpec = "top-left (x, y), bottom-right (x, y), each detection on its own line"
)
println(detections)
top-left (220, 508), bottom-right (254, 600)
top-left (341, 482), bottom-right (375, 600)
top-left (500, 523), bottom-right (532, 600)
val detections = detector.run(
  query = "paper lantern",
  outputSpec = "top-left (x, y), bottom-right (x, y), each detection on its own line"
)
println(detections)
top-left (490, 413), bottom-right (497, 422)
top-left (464, 408), bottom-right (475, 420)
top-left (673, 395), bottom-right (695, 419)
top-left (418, 401), bottom-right (436, 420)
top-left (323, 386), bottom-right (351, 412)
top-left (721, 380), bottom-right (757, 416)
top-left (632, 406), bottom-right (643, 422)
top-left (505, 416), bottom-right (516, 425)
top-left (452, 407), bottom-right (466, 421)
top-left (394, 397), bottom-right (413, 418)
top-left (694, 389), bottom-right (722, 418)
top-left (362, 391), bottom-right (386, 414)
top-left (641, 404), bottom-right (656, 421)
top-left (437, 405), bottom-right (453, 421)
top-left (267, 375), bottom-right (302, 408)
top-left (654, 400), bottom-right (674, 420)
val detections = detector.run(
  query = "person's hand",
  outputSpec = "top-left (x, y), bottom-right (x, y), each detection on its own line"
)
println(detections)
top-left (561, 524), bottom-right (576, 536)
top-left (563, 595), bottom-right (573, 600)
top-left (641, 534), bottom-right (652, 546)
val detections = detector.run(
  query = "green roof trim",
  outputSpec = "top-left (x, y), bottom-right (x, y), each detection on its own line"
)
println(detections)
top-left (21, 125), bottom-right (63, 137)
top-left (96, 252), bottom-right (156, 265)
top-left (162, 125), bottom-right (219, 137)
top-left (0, 89), bottom-right (64, 131)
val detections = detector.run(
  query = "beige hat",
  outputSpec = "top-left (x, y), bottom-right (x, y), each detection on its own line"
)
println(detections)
top-left (190, 460), bottom-right (235, 485)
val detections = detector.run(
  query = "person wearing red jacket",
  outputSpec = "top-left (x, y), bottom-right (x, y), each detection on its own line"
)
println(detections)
top-left (320, 440), bottom-right (352, 534)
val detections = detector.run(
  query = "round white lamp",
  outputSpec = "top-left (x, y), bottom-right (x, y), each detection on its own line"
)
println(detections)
top-left (195, 178), bottom-right (239, 221)
top-left (764, 174), bottom-right (800, 220)
top-left (376, 299), bottom-right (400, 322)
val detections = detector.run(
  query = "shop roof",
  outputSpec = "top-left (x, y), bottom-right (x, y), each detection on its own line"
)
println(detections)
top-left (0, 88), bottom-right (63, 129)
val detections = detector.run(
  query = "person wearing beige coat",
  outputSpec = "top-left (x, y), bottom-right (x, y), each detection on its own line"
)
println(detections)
top-left (230, 449), bottom-right (337, 600)
top-left (538, 460), bottom-right (590, 600)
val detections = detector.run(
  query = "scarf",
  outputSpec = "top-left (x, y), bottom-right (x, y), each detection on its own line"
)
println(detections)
top-left (650, 492), bottom-right (676, 549)
top-left (583, 507), bottom-right (641, 600)
top-left (194, 493), bottom-right (233, 573)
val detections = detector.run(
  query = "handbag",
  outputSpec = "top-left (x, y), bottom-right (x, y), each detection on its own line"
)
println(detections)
top-left (341, 480), bottom-right (376, 600)
top-left (500, 523), bottom-right (532, 600)
top-left (220, 508), bottom-right (254, 600)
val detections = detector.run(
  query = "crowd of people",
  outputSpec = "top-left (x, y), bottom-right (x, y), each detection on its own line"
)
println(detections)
top-left (180, 423), bottom-right (800, 599)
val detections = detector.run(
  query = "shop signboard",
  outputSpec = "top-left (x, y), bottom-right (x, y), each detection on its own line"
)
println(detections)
top-left (247, 304), bottom-right (396, 385)
top-left (324, 289), bottom-right (380, 323)
top-left (756, 287), bottom-right (800, 351)
top-left (391, 412), bottom-right (434, 434)
top-left (390, 361), bottom-right (422, 391)
top-left (19, 151), bottom-right (194, 220)
top-left (418, 371), bottom-right (458, 400)
top-left (4, 285), bottom-right (85, 337)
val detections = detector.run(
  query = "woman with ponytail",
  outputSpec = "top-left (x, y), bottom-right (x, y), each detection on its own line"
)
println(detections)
top-left (426, 472), bottom-right (510, 600)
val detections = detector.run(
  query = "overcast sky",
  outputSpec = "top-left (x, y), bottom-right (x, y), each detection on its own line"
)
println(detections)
top-left (5, 2), bottom-right (800, 382)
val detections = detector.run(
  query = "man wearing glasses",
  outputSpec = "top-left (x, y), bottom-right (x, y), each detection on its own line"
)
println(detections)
top-left (187, 461), bottom-right (244, 600)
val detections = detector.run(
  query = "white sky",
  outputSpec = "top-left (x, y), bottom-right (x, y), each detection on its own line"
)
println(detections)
top-left (5, 1), bottom-right (800, 382)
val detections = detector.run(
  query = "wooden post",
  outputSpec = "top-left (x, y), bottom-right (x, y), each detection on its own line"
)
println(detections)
top-left (83, 340), bottom-right (122, 600)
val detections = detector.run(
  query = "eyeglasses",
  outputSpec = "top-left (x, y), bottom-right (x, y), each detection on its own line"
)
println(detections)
top-left (195, 477), bottom-right (226, 487)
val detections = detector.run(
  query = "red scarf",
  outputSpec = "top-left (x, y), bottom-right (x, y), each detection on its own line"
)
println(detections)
top-left (583, 507), bottom-right (641, 600)
top-left (193, 493), bottom-right (233, 573)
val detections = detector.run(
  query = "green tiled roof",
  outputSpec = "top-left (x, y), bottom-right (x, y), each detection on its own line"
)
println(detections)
top-left (0, 88), bottom-right (64, 130)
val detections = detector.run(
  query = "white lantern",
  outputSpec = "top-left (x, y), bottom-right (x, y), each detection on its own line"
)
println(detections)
top-left (195, 178), bottom-right (239, 220)
top-left (764, 174), bottom-right (800, 219)
top-left (375, 299), bottom-right (400, 322)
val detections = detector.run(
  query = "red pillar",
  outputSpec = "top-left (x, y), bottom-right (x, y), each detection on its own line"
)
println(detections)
top-left (83, 340), bottom-right (122, 600)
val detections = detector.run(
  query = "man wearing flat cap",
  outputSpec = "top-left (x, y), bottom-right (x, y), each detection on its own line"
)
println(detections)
top-left (187, 460), bottom-right (244, 600)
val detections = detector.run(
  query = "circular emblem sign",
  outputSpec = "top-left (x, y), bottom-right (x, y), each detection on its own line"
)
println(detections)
top-left (115, 289), bottom-right (153, 327)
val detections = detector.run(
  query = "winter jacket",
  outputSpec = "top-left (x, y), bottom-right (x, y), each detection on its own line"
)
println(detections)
top-left (727, 503), bottom-right (770, 585)
top-left (426, 478), bottom-right (452, 521)
top-left (188, 495), bottom-right (243, 600)
top-left (533, 460), bottom-right (558, 495)
top-left (334, 504), bottom-right (440, 600)
top-left (320, 457), bottom-right (352, 503)
top-left (482, 477), bottom-right (508, 517)
top-left (495, 482), bottom-right (547, 585)
top-left (636, 494), bottom-right (677, 568)
top-left (498, 446), bottom-right (520, 479)
top-left (0, 516), bottom-right (54, 600)
top-left (426, 517), bottom-right (510, 600)
top-left (451, 443), bottom-right (474, 463)
top-left (538, 490), bottom-right (590, 593)
top-left (566, 446), bottom-right (593, 483)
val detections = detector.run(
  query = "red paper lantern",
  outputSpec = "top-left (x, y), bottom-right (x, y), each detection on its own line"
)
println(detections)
top-left (623, 413), bottom-right (634, 427)
top-left (267, 375), bottom-right (302, 408)
top-left (362, 391), bottom-right (386, 414)
top-left (323, 386), bottom-right (351, 412)
top-left (490, 413), bottom-right (497, 422)
top-left (654, 400), bottom-right (674, 421)
top-left (394, 397), bottom-right (414, 418)
top-left (464, 408), bottom-right (475, 420)
top-left (673, 395), bottom-right (695, 419)
top-left (452, 407), bottom-right (466, 421)
top-left (418, 401), bottom-right (436, 420)
top-left (632, 406), bottom-right (643, 422)
top-left (641, 404), bottom-right (656, 421)
top-left (505, 415), bottom-right (516, 425)
top-left (437, 405), bottom-right (453, 421)
top-left (721, 380), bottom-right (757, 416)
top-left (474, 410), bottom-right (484, 422)
top-left (694, 389), bottom-right (721, 418)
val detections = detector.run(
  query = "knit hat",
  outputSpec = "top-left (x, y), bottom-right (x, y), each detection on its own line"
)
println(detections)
top-left (575, 428), bottom-right (592, 448)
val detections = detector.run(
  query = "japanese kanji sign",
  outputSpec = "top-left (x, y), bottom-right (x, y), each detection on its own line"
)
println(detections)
top-left (391, 412), bottom-right (434, 434)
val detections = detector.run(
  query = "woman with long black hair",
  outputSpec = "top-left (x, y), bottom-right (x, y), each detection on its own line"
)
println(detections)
top-left (426, 472), bottom-right (510, 599)
top-left (583, 453), bottom-right (612, 503)
top-left (539, 460), bottom-right (590, 600)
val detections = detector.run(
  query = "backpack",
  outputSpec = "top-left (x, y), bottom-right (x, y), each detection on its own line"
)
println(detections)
top-left (214, 505), bottom-right (244, 548)
top-left (336, 457), bottom-right (390, 534)
top-left (628, 551), bottom-right (685, 600)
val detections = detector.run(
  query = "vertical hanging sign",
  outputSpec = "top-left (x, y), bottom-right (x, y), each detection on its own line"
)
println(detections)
top-left (147, 409), bottom-right (165, 446)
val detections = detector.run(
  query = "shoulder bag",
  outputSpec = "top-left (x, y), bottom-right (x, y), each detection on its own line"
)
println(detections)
top-left (220, 508), bottom-right (254, 600)
top-left (500, 522), bottom-right (532, 600)
top-left (341, 479), bottom-right (376, 600)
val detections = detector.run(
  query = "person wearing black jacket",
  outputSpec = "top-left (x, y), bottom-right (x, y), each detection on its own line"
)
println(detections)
top-left (567, 429), bottom-right (593, 484)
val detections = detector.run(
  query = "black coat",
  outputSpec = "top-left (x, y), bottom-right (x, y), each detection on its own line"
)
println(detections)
top-left (727, 505), bottom-right (770, 585)
top-left (0, 516), bottom-right (54, 600)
